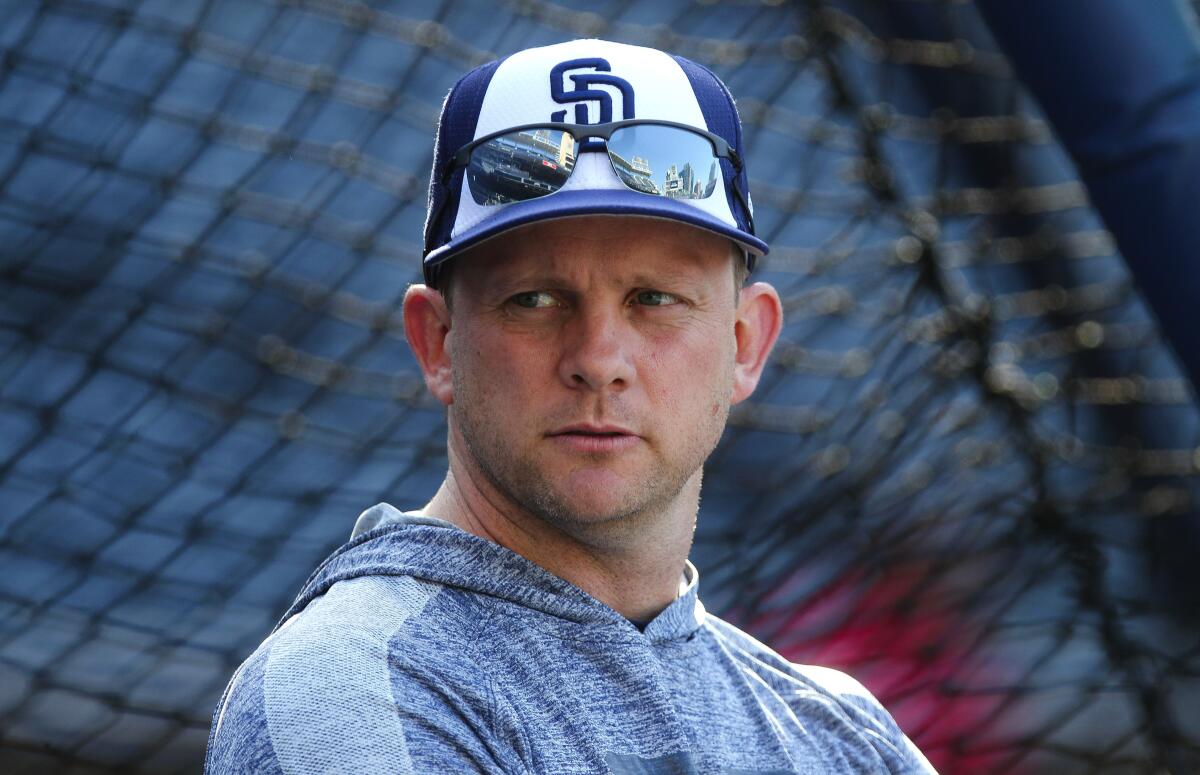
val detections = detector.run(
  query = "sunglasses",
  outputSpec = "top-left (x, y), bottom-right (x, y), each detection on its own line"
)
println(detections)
top-left (437, 119), bottom-right (755, 234)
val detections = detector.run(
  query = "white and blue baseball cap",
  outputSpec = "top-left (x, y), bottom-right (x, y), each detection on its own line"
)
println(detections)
top-left (421, 38), bottom-right (766, 287)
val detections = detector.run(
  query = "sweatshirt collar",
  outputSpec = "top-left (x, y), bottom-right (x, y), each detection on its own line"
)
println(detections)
top-left (283, 503), bottom-right (705, 643)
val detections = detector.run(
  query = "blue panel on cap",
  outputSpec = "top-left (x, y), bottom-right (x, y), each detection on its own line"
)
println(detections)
top-left (422, 56), bottom-right (506, 256)
top-left (669, 55), bottom-right (751, 236)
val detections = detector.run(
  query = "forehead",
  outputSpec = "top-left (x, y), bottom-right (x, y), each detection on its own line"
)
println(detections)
top-left (453, 215), bottom-right (733, 288)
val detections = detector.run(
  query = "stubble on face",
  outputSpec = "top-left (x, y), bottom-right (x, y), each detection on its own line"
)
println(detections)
top-left (449, 361), bottom-right (733, 535)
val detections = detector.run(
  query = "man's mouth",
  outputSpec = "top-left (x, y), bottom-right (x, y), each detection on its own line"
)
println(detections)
top-left (550, 424), bottom-right (636, 436)
top-left (548, 425), bottom-right (641, 452)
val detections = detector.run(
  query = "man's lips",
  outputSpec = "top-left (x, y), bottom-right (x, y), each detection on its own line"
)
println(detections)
top-left (546, 424), bottom-right (641, 453)
top-left (549, 424), bottom-right (637, 437)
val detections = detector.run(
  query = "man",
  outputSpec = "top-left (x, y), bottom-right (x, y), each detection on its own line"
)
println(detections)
top-left (205, 38), bottom-right (936, 774)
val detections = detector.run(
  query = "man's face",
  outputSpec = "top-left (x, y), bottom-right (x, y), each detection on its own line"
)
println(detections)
top-left (444, 215), bottom-right (741, 532)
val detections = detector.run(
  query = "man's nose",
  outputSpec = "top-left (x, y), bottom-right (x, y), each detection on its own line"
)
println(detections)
top-left (557, 306), bottom-right (636, 391)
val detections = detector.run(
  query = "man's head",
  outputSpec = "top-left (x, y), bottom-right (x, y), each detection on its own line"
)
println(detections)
top-left (404, 39), bottom-right (782, 537)
top-left (405, 215), bottom-right (781, 533)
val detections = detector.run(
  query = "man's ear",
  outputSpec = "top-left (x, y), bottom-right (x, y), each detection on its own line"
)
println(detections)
top-left (731, 281), bottom-right (783, 405)
top-left (403, 284), bottom-right (454, 406)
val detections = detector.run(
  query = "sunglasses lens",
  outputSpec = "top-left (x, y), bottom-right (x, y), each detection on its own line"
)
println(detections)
top-left (465, 129), bottom-right (577, 205)
top-left (606, 124), bottom-right (721, 200)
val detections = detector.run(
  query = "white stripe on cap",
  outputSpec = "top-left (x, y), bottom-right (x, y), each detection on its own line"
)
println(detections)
top-left (450, 38), bottom-right (736, 238)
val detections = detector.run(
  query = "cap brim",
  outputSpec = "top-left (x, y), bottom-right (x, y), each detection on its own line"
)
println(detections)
top-left (423, 189), bottom-right (768, 281)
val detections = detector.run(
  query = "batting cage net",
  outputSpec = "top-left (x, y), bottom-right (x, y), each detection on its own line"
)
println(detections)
top-left (2, 0), bottom-right (1199, 772)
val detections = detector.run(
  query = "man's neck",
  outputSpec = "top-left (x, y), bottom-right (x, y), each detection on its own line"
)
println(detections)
top-left (418, 443), bottom-right (698, 622)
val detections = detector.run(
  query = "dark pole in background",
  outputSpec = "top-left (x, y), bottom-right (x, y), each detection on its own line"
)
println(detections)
top-left (976, 3), bottom-right (1200, 773)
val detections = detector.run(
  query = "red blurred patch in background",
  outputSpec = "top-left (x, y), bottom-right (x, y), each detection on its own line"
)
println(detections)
top-left (737, 564), bottom-right (1025, 774)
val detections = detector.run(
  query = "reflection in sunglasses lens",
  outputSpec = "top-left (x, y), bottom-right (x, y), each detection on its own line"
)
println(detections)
top-left (466, 129), bottom-right (576, 205)
top-left (607, 125), bottom-right (719, 200)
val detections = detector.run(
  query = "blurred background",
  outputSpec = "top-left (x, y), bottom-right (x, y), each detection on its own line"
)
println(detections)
top-left (2, 0), bottom-right (1200, 772)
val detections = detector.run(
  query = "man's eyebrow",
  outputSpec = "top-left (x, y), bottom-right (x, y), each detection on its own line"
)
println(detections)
top-left (627, 271), bottom-right (700, 287)
top-left (486, 273), bottom-right (573, 292)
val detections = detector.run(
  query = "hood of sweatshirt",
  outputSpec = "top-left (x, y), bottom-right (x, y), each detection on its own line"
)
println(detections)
top-left (277, 503), bottom-right (707, 645)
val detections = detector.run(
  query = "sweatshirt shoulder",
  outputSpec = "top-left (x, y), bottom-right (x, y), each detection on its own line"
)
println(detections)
top-left (704, 615), bottom-right (875, 704)
top-left (702, 616), bottom-right (937, 774)
top-left (206, 574), bottom-right (496, 775)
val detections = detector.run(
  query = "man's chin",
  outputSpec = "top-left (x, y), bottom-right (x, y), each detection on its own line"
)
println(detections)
top-left (535, 496), bottom-right (642, 528)
top-left (528, 477), bottom-right (660, 530)
top-left (520, 455), bottom-right (704, 528)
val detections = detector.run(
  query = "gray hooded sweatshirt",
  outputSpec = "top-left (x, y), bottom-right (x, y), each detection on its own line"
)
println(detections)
top-left (205, 504), bottom-right (936, 774)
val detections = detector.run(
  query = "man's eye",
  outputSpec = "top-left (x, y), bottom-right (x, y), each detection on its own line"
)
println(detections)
top-left (510, 291), bottom-right (557, 308)
top-left (634, 290), bottom-right (680, 307)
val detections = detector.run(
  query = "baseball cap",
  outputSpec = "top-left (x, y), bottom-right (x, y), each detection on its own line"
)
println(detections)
top-left (421, 38), bottom-right (767, 288)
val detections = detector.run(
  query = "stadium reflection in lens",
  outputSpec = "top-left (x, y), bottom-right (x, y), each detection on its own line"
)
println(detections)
top-left (466, 129), bottom-right (576, 205)
top-left (606, 124), bottom-right (720, 200)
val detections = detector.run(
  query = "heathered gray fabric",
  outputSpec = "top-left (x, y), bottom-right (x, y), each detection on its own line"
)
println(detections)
top-left (205, 503), bottom-right (937, 774)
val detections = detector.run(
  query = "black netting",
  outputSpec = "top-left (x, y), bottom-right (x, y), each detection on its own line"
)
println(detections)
top-left (1, 1), bottom-right (1199, 772)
